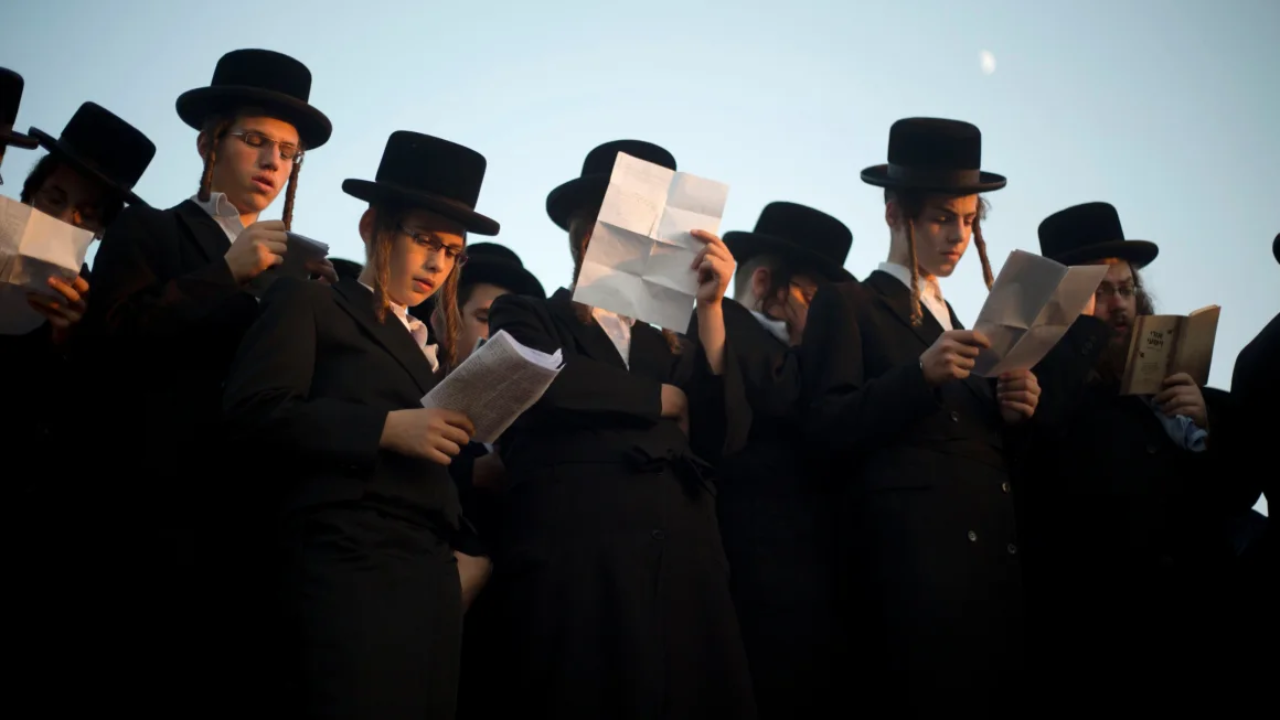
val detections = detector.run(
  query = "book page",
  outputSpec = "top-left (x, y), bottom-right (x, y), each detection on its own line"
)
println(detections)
top-left (421, 330), bottom-right (564, 443)
top-left (1120, 314), bottom-right (1183, 395)
top-left (1172, 305), bottom-right (1220, 387)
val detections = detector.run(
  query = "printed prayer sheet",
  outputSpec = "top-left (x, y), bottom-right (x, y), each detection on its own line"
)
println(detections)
top-left (0, 195), bottom-right (96, 335)
top-left (572, 152), bottom-right (730, 331)
top-left (421, 329), bottom-right (564, 444)
top-left (248, 231), bottom-right (331, 298)
top-left (971, 249), bottom-right (1109, 377)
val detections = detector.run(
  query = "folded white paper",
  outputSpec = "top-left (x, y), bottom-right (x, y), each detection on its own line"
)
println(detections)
top-left (0, 195), bottom-right (96, 335)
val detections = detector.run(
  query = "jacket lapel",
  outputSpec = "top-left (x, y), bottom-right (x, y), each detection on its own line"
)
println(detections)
top-left (866, 270), bottom-right (945, 349)
top-left (333, 279), bottom-right (436, 395)
top-left (550, 288), bottom-right (629, 370)
top-left (174, 199), bottom-right (233, 263)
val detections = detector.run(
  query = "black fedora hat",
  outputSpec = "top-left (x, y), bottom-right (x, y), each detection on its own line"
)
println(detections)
top-left (861, 117), bottom-right (1006, 194)
top-left (1037, 202), bottom-right (1159, 268)
top-left (1273, 233), bottom-right (1279, 265)
top-left (724, 202), bottom-right (854, 283)
top-left (343, 131), bottom-right (499, 236)
top-left (1, 68), bottom-right (37, 149)
top-left (176, 49), bottom-right (331, 149)
top-left (546, 140), bottom-right (676, 231)
top-left (28, 102), bottom-right (156, 205)
top-left (461, 243), bottom-right (546, 299)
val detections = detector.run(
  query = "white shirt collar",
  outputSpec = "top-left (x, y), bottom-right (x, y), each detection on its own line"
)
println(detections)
top-left (877, 261), bottom-right (953, 331)
top-left (357, 280), bottom-right (440, 372)
top-left (749, 309), bottom-right (790, 345)
top-left (189, 192), bottom-right (245, 244)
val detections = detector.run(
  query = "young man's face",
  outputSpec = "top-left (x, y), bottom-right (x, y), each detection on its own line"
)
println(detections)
top-left (204, 115), bottom-right (299, 215)
top-left (1089, 260), bottom-right (1139, 349)
top-left (888, 193), bottom-right (980, 278)
top-left (30, 162), bottom-right (112, 235)
top-left (456, 282), bottom-right (509, 364)
top-left (751, 265), bottom-right (819, 346)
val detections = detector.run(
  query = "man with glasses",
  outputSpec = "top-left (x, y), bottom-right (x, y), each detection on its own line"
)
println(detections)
top-left (1021, 201), bottom-right (1244, 712)
top-left (75, 48), bottom-right (334, 712)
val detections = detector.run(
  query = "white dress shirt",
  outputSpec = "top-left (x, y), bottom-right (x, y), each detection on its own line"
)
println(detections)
top-left (591, 305), bottom-right (637, 368)
top-left (877, 261), bottom-right (953, 331)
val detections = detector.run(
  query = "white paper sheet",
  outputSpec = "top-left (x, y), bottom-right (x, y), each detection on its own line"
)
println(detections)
top-left (248, 231), bottom-right (331, 298)
top-left (421, 329), bottom-right (564, 444)
top-left (971, 250), bottom-right (1109, 377)
top-left (0, 195), bottom-right (97, 335)
top-left (572, 153), bottom-right (730, 331)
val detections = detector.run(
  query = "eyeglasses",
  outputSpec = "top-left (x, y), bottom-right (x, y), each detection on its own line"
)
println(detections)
top-left (228, 130), bottom-right (303, 161)
top-left (399, 224), bottom-right (468, 265)
top-left (1096, 282), bottom-right (1135, 299)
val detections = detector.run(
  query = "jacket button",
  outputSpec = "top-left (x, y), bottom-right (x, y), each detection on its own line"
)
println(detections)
top-left (1145, 445), bottom-right (1158, 455)
top-left (651, 530), bottom-right (665, 540)
top-left (967, 530), bottom-right (978, 542)
top-left (950, 411), bottom-right (960, 423)
top-left (1001, 482), bottom-right (1010, 493)
top-left (1007, 543), bottom-right (1018, 555)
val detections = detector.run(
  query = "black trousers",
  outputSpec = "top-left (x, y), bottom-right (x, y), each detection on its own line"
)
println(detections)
top-left (278, 501), bottom-right (463, 719)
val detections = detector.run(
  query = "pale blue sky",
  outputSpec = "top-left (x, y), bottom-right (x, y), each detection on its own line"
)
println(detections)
top-left (4, 0), bottom-right (1276, 513)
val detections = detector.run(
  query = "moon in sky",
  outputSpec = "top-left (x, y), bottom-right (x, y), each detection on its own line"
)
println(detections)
top-left (979, 50), bottom-right (997, 75)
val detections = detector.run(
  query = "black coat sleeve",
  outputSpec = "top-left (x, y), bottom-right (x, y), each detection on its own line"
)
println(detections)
top-left (489, 293), bottom-right (664, 429)
top-left (1028, 314), bottom-right (1112, 430)
top-left (799, 281), bottom-right (940, 454)
top-left (222, 278), bottom-right (389, 475)
top-left (86, 206), bottom-right (252, 340)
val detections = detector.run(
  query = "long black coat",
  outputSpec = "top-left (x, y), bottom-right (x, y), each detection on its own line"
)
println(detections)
top-left (800, 271), bottom-right (1026, 716)
top-left (689, 297), bottom-right (840, 719)
top-left (485, 288), bottom-right (756, 720)
top-left (1020, 315), bottom-right (1247, 712)
top-left (223, 277), bottom-right (480, 719)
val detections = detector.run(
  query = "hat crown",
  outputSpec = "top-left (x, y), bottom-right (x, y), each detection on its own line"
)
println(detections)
top-left (373, 131), bottom-right (487, 210)
top-left (1037, 202), bottom-right (1128, 260)
top-left (1, 67), bottom-right (24, 125)
top-left (465, 242), bottom-right (523, 267)
top-left (752, 201), bottom-right (852, 265)
top-left (580, 140), bottom-right (676, 177)
top-left (50, 102), bottom-right (156, 192)
top-left (209, 49), bottom-right (312, 104)
top-left (887, 117), bottom-right (983, 171)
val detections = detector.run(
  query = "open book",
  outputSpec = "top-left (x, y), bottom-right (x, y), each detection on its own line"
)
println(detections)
top-left (421, 330), bottom-right (564, 444)
top-left (1120, 305), bottom-right (1220, 395)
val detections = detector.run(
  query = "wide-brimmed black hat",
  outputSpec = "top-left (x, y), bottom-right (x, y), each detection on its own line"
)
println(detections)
top-left (461, 243), bottom-right (545, 299)
top-left (1037, 201), bottom-right (1159, 268)
top-left (546, 139), bottom-right (676, 231)
top-left (176, 49), bottom-right (331, 149)
top-left (28, 102), bottom-right (155, 205)
top-left (723, 201), bottom-right (854, 283)
top-left (1, 68), bottom-right (37, 149)
top-left (1272, 233), bottom-right (1279, 265)
top-left (861, 117), bottom-right (1006, 194)
top-left (343, 131), bottom-right (499, 236)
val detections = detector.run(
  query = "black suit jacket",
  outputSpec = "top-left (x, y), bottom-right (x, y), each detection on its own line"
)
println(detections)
top-left (489, 288), bottom-right (750, 477)
top-left (80, 199), bottom-right (258, 481)
top-left (223, 277), bottom-right (481, 553)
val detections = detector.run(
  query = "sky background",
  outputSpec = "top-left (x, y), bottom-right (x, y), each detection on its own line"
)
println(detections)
top-left (4, 0), bottom-right (1276, 513)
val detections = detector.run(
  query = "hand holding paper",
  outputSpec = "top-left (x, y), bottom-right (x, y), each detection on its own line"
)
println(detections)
top-left (0, 195), bottom-right (97, 334)
top-left (572, 153), bottom-right (730, 331)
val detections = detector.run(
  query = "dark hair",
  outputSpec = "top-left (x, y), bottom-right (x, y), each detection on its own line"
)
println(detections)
top-left (197, 109), bottom-right (303, 230)
top-left (20, 153), bottom-right (126, 229)
top-left (364, 202), bottom-right (464, 373)
top-left (885, 188), bottom-right (994, 326)
top-left (567, 206), bottom-right (682, 355)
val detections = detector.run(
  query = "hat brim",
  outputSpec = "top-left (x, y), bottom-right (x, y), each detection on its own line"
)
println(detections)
top-left (176, 86), bottom-right (332, 149)
top-left (0, 128), bottom-right (38, 149)
top-left (546, 174), bottom-right (609, 231)
top-left (1272, 233), bottom-right (1279, 266)
top-left (724, 231), bottom-right (854, 283)
top-left (29, 127), bottom-right (147, 206)
top-left (342, 179), bottom-right (500, 236)
top-left (1050, 239), bottom-right (1159, 269)
top-left (462, 260), bottom-right (546, 299)
top-left (859, 164), bottom-right (1007, 194)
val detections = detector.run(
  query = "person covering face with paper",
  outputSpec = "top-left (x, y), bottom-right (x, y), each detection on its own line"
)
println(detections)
top-left (1016, 201), bottom-right (1246, 714)
top-left (799, 118), bottom-right (1033, 716)
top-left (477, 139), bottom-right (756, 720)
top-left (680, 200), bottom-right (853, 719)
top-left (69, 48), bottom-right (334, 714)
